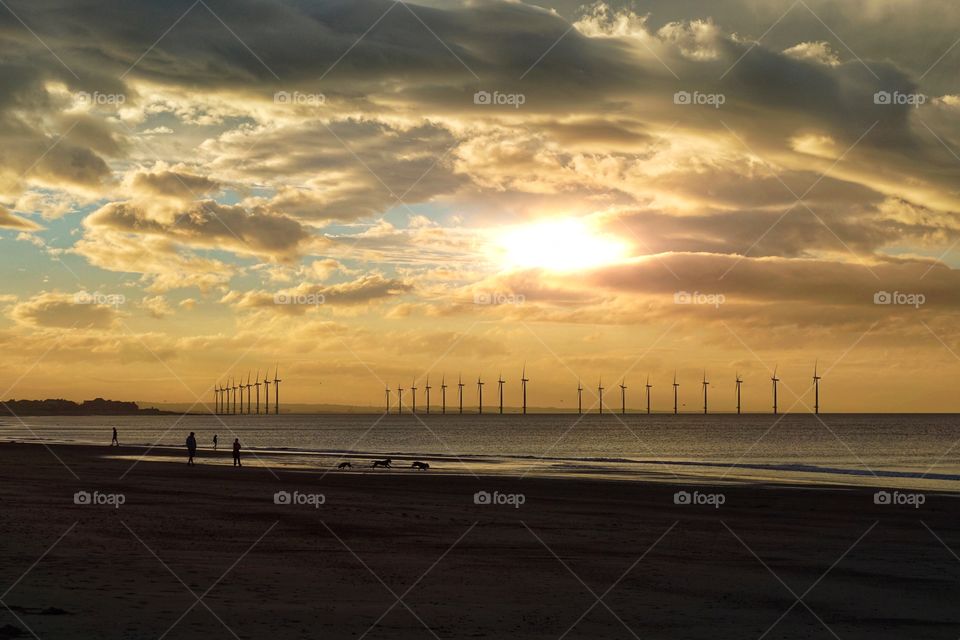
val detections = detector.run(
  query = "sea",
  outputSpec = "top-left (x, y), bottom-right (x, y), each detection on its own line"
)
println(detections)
top-left (2, 413), bottom-right (959, 491)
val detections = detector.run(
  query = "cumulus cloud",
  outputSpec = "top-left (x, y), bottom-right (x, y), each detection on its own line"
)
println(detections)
top-left (11, 292), bottom-right (121, 329)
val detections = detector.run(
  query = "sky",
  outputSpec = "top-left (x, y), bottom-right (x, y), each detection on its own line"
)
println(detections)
top-left (2, 0), bottom-right (960, 412)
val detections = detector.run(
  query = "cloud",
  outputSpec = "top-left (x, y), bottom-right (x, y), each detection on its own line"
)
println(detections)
top-left (0, 207), bottom-right (40, 230)
top-left (11, 292), bottom-right (121, 329)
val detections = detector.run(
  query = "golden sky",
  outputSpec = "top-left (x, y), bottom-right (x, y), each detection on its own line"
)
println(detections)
top-left (2, 0), bottom-right (960, 412)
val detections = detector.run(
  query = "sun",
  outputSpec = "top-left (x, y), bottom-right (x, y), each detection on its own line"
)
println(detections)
top-left (497, 218), bottom-right (630, 272)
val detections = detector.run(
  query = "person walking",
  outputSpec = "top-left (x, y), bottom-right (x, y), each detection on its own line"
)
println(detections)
top-left (213, 434), bottom-right (218, 450)
top-left (186, 431), bottom-right (197, 466)
top-left (111, 427), bottom-right (119, 447)
top-left (232, 438), bottom-right (242, 467)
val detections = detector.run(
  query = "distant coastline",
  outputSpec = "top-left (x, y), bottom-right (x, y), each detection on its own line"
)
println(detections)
top-left (0, 398), bottom-right (176, 416)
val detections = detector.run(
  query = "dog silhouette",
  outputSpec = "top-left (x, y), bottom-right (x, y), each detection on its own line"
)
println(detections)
top-left (371, 458), bottom-right (392, 469)
top-left (337, 462), bottom-right (352, 470)
top-left (411, 461), bottom-right (429, 471)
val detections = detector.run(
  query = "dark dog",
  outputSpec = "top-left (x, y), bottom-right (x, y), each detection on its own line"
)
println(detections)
top-left (371, 458), bottom-right (392, 469)
top-left (337, 462), bottom-right (352, 470)
top-left (411, 461), bottom-right (429, 471)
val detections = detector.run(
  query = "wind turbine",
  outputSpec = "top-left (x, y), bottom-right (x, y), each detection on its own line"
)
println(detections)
top-left (273, 365), bottom-right (281, 415)
top-left (254, 369), bottom-right (261, 415)
top-left (477, 375), bottom-right (484, 414)
top-left (232, 377), bottom-right (238, 415)
top-left (645, 375), bottom-right (653, 415)
top-left (397, 383), bottom-right (404, 415)
top-left (771, 365), bottom-right (780, 415)
top-left (735, 372), bottom-right (743, 415)
top-left (619, 379), bottom-right (627, 415)
top-left (813, 361), bottom-right (821, 415)
top-left (702, 370), bottom-right (710, 415)
top-left (385, 384), bottom-right (391, 413)
top-left (521, 364), bottom-right (529, 415)
top-left (672, 372), bottom-right (679, 415)
top-left (598, 378), bottom-right (604, 415)
top-left (458, 374), bottom-right (464, 414)
top-left (214, 384), bottom-right (219, 415)
top-left (425, 376), bottom-right (431, 414)
top-left (411, 378), bottom-right (418, 414)
top-left (441, 376), bottom-right (447, 414)
top-left (245, 371), bottom-right (252, 415)
top-left (577, 380), bottom-right (583, 415)
top-left (263, 370), bottom-right (271, 416)
top-left (497, 372), bottom-right (505, 414)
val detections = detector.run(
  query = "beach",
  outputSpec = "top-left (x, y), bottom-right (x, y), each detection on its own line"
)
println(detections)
top-left (1, 441), bottom-right (958, 639)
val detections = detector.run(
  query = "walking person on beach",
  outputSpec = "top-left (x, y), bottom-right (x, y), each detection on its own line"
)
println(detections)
top-left (232, 438), bottom-right (242, 467)
top-left (111, 427), bottom-right (119, 447)
top-left (186, 431), bottom-right (197, 466)
top-left (213, 434), bottom-right (218, 450)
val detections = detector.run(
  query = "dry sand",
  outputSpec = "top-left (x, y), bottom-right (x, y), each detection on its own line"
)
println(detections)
top-left (0, 441), bottom-right (958, 639)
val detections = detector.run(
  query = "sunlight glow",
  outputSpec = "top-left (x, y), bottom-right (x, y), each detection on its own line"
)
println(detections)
top-left (498, 218), bottom-right (629, 272)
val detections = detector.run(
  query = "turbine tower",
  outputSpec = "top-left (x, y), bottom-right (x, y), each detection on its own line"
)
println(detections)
top-left (735, 372), bottom-right (743, 415)
top-left (477, 376), bottom-right (484, 414)
top-left (214, 384), bottom-right (219, 415)
top-left (273, 366), bottom-right (281, 415)
top-left (385, 384), bottom-right (391, 413)
top-left (411, 378), bottom-right (418, 414)
top-left (598, 378), bottom-right (604, 415)
top-left (813, 361), bottom-right (821, 415)
top-left (458, 374), bottom-right (464, 414)
top-left (672, 372), bottom-right (679, 415)
top-left (425, 376), bottom-right (432, 414)
top-left (619, 379), bottom-right (627, 415)
top-left (254, 369), bottom-right (261, 415)
top-left (497, 372), bottom-right (505, 414)
top-left (577, 380), bottom-right (583, 415)
top-left (645, 375), bottom-right (653, 415)
top-left (397, 384), bottom-right (403, 415)
top-left (232, 377), bottom-right (238, 415)
top-left (245, 371), bottom-right (252, 415)
top-left (441, 376), bottom-right (447, 414)
top-left (521, 364), bottom-right (529, 415)
top-left (702, 370), bottom-right (709, 415)
top-left (771, 365), bottom-right (780, 415)
top-left (263, 370), bottom-right (271, 416)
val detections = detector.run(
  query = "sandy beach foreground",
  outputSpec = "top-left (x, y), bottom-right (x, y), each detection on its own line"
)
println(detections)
top-left (1, 442), bottom-right (959, 639)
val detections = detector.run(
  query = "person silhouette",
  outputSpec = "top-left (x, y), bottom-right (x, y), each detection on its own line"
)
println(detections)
top-left (111, 427), bottom-right (119, 447)
top-left (213, 434), bottom-right (218, 450)
top-left (186, 432), bottom-right (197, 466)
top-left (232, 438), bottom-right (241, 467)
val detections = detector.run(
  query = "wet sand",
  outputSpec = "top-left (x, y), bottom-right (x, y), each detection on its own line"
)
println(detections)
top-left (1, 441), bottom-right (958, 639)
